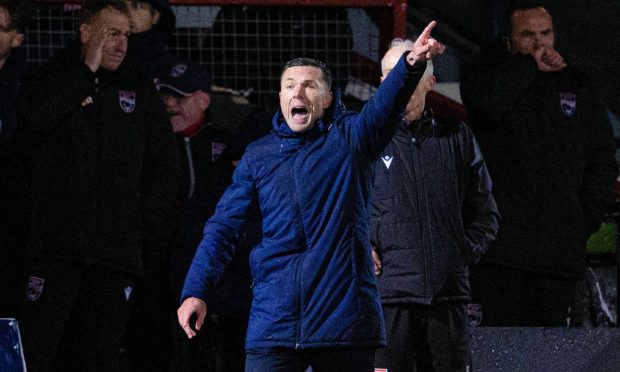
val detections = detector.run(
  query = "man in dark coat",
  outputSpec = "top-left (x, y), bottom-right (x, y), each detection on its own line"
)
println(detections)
top-left (0, 0), bottom-right (31, 319)
top-left (16, 1), bottom-right (179, 370)
top-left (371, 39), bottom-right (499, 372)
top-left (460, 1), bottom-right (617, 326)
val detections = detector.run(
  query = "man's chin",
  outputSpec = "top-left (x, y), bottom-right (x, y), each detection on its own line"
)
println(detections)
top-left (287, 120), bottom-right (315, 133)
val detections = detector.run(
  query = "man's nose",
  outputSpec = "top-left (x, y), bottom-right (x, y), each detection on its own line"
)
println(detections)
top-left (161, 95), bottom-right (175, 107)
top-left (293, 84), bottom-right (304, 97)
top-left (533, 35), bottom-right (543, 49)
top-left (118, 37), bottom-right (128, 53)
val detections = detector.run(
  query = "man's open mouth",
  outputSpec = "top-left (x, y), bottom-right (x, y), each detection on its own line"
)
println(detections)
top-left (291, 106), bottom-right (309, 120)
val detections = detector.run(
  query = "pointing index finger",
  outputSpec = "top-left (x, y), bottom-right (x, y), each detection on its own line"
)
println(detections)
top-left (420, 20), bottom-right (437, 42)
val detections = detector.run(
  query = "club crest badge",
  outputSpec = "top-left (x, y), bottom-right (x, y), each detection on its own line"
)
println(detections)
top-left (26, 276), bottom-right (45, 301)
top-left (560, 92), bottom-right (576, 117)
top-left (170, 63), bottom-right (188, 78)
top-left (211, 142), bottom-right (226, 162)
top-left (468, 303), bottom-right (483, 327)
top-left (119, 91), bottom-right (136, 113)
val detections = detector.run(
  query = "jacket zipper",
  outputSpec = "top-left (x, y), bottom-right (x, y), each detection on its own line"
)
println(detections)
top-left (291, 145), bottom-right (308, 349)
top-left (410, 133), bottom-right (433, 303)
top-left (294, 257), bottom-right (304, 349)
top-left (183, 137), bottom-right (196, 199)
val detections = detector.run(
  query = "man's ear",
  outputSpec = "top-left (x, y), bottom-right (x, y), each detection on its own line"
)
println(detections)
top-left (195, 91), bottom-right (211, 111)
top-left (11, 33), bottom-right (25, 49)
top-left (323, 91), bottom-right (333, 109)
top-left (152, 9), bottom-right (161, 26)
top-left (80, 23), bottom-right (91, 44)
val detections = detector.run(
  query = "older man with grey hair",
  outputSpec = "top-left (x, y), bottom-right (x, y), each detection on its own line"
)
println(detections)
top-left (370, 38), bottom-right (500, 372)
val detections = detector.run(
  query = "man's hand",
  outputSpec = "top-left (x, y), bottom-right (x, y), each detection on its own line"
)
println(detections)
top-left (371, 247), bottom-right (382, 276)
top-left (177, 297), bottom-right (207, 339)
top-left (533, 46), bottom-right (566, 72)
top-left (83, 24), bottom-right (108, 73)
top-left (407, 21), bottom-right (446, 65)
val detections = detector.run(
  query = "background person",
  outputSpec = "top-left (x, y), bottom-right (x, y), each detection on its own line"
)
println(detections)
top-left (0, 0), bottom-right (31, 320)
top-left (16, 1), bottom-right (179, 370)
top-left (124, 0), bottom-right (175, 79)
top-left (460, 1), bottom-right (617, 326)
top-left (370, 39), bottom-right (499, 372)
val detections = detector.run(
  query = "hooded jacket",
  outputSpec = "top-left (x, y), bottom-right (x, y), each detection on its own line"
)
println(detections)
top-left (370, 110), bottom-right (499, 305)
top-left (181, 55), bottom-right (426, 350)
top-left (16, 45), bottom-right (179, 276)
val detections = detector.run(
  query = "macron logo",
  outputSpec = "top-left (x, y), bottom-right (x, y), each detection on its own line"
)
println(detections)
top-left (381, 155), bottom-right (393, 169)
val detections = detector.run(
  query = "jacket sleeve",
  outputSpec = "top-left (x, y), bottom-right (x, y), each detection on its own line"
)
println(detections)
top-left (580, 84), bottom-right (618, 235)
top-left (140, 84), bottom-right (181, 273)
top-left (17, 55), bottom-right (97, 136)
top-left (180, 153), bottom-right (257, 303)
top-left (460, 46), bottom-right (538, 131)
top-left (461, 125), bottom-right (500, 264)
top-left (343, 53), bottom-right (426, 162)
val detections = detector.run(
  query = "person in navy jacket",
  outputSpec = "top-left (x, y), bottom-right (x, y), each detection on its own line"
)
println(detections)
top-left (177, 22), bottom-right (445, 371)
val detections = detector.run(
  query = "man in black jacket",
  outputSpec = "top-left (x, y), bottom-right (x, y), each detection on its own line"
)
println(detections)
top-left (16, 1), bottom-right (179, 370)
top-left (371, 39), bottom-right (499, 372)
top-left (0, 0), bottom-right (31, 319)
top-left (460, 2), bottom-right (617, 326)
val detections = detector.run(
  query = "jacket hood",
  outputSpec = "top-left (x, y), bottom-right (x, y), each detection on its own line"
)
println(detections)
top-left (272, 87), bottom-right (346, 138)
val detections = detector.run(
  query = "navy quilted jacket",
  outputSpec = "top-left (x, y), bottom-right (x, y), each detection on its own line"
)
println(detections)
top-left (181, 55), bottom-right (426, 350)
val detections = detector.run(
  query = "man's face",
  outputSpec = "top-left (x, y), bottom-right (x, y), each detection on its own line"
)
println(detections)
top-left (381, 45), bottom-right (434, 121)
top-left (0, 7), bottom-right (24, 65)
top-left (160, 91), bottom-right (209, 133)
top-left (124, 0), bottom-right (160, 33)
top-left (380, 45), bottom-right (408, 82)
top-left (81, 7), bottom-right (130, 71)
top-left (403, 74), bottom-right (435, 121)
top-left (279, 65), bottom-right (333, 133)
top-left (510, 7), bottom-right (554, 55)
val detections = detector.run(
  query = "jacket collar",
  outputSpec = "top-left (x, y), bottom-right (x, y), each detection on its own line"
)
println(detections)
top-left (401, 107), bottom-right (436, 142)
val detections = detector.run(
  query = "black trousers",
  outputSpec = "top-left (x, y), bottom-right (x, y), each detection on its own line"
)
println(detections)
top-left (245, 347), bottom-right (376, 372)
top-left (375, 303), bottom-right (470, 372)
top-left (18, 261), bottom-right (136, 372)
top-left (470, 264), bottom-right (576, 327)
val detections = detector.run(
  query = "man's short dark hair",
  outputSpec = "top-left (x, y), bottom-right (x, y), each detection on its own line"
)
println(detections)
top-left (281, 58), bottom-right (332, 90)
top-left (79, 0), bottom-right (130, 26)
top-left (509, 1), bottom-right (546, 13)
top-left (0, 0), bottom-right (33, 33)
